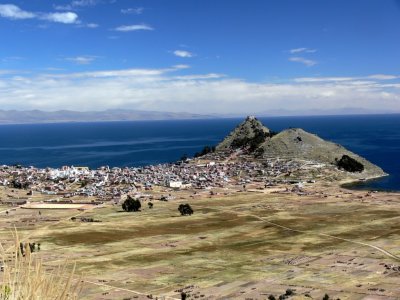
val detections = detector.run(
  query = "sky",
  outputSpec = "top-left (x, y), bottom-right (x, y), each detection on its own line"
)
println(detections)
top-left (0, 0), bottom-right (400, 115)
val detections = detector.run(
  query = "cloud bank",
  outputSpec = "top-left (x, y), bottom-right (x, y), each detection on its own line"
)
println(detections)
top-left (0, 67), bottom-right (399, 114)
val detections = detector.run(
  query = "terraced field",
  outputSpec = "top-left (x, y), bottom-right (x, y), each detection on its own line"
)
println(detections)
top-left (1, 184), bottom-right (399, 299)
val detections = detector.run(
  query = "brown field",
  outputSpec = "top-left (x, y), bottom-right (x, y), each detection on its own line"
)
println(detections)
top-left (1, 183), bottom-right (399, 299)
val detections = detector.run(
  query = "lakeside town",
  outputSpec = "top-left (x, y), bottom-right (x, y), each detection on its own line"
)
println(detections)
top-left (0, 115), bottom-right (383, 210)
top-left (0, 148), bottom-right (327, 209)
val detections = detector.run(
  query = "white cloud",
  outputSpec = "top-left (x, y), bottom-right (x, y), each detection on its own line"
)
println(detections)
top-left (290, 47), bottom-right (317, 54)
top-left (173, 50), bottom-right (194, 58)
top-left (289, 56), bottom-right (317, 67)
top-left (0, 4), bottom-right (79, 24)
top-left (121, 7), bottom-right (144, 15)
top-left (368, 74), bottom-right (398, 80)
top-left (42, 12), bottom-right (78, 24)
top-left (172, 64), bottom-right (190, 70)
top-left (65, 56), bottom-right (98, 65)
top-left (0, 4), bottom-right (35, 19)
top-left (47, 68), bottom-right (168, 79)
top-left (115, 24), bottom-right (153, 32)
top-left (54, 0), bottom-right (99, 10)
top-left (0, 68), bottom-right (399, 114)
top-left (2, 56), bottom-right (25, 63)
top-left (71, 0), bottom-right (99, 7)
top-left (174, 74), bottom-right (225, 80)
top-left (77, 22), bottom-right (99, 28)
top-left (86, 23), bottom-right (99, 28)
top-left (295, 77), bottom-right (355, 83)
top-left (295, 75), bottom-right (399, 83)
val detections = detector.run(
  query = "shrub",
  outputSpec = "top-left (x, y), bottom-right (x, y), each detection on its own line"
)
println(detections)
top-left (194, 145), bottom-right (216, 158)
top-left (285, 289), bottom-right (294, 296)
top-left (336, 155), bottom-right (364, 172)
top-left (178, 204), bottom-right (194, 216)
top-left (231, 129), bottom-right (270, 152)
top-left (122, 196), bottom-right (141, 212)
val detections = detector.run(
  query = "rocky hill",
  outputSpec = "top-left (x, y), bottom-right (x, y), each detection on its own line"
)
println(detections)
top-left (216, 116), bottom-right (271, 151)
top-left (216, 117), bottom-right (386, 179)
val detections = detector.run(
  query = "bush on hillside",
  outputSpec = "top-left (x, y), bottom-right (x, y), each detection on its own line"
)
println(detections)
top-left (194, 145), bottom-right (216, 158)
top-left (336, 155), bottom-right (364, 173)
top-left (231, 128), bottom-right (273, 152)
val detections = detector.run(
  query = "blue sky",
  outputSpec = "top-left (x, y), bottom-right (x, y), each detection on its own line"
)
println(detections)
top-left (0, 0), bottom-right (399, 114)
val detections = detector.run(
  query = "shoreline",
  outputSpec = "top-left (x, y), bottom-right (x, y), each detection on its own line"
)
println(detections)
top-left (339, 172), bottom-right (400, 193)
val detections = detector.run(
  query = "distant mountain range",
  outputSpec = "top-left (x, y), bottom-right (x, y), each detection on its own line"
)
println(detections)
top-left (0, 108), bottom-right (397, 125)
top-left (0, 109), bottom-right (214, 124)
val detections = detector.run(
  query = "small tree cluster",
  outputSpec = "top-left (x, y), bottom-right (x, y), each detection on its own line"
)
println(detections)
top-left (231, 129), bottom-right (271, 152)
top-left (122, 196), bottom-right (141, 212)
top-left (268, 289), bottom-right (295, 300)
top-left (178, 204), bottom-right (193, 216)
top-left (336, 155), bottom-right (364, 173)
top-left (11, 180), bottom-right (29, 189)
top-left (194, 145), bottom-right (216, 158)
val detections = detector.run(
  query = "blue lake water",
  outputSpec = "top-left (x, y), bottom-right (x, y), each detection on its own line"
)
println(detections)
top-left (0, 114), bottom-right (399, 191)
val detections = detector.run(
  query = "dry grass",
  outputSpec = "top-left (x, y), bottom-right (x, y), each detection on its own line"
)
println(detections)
top-left (0, 231), bottom-right (81, 300)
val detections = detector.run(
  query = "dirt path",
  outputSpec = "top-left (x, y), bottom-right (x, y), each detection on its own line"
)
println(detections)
top-left (79, 278), bottom-right (180, 300)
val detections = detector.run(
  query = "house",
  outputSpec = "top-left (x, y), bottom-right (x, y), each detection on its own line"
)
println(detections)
top-left (167, 180), bottom-right (183, 189)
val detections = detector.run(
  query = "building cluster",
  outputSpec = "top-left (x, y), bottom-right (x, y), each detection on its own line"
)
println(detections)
top-left (0, 153), bottom-right (322, 202)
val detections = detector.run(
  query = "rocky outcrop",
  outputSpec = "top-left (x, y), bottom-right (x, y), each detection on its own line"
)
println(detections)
top-left (216, 116), bottom-right (271, 151)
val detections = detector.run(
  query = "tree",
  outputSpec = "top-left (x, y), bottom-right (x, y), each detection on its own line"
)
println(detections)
top-left (336, 155), bottom-right (364, 172)
top-left (231, 129), bottom-right (270, 152)
top-left (122, 196), bottom-right (141, 212)
top-left (322, 294), bottom-right (329, 300)
top-left (285, 289), bottom-right (294, 296)
top-left (178, 204), bottom-right (193, 216)
top-left (194, 145), bottom-right (216, 158)
top-left (148, 202), bottom-right (153, 209)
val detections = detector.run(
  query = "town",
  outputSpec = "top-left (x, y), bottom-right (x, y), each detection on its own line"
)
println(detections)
top-left (0, 149), bottom-right (326, 208)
